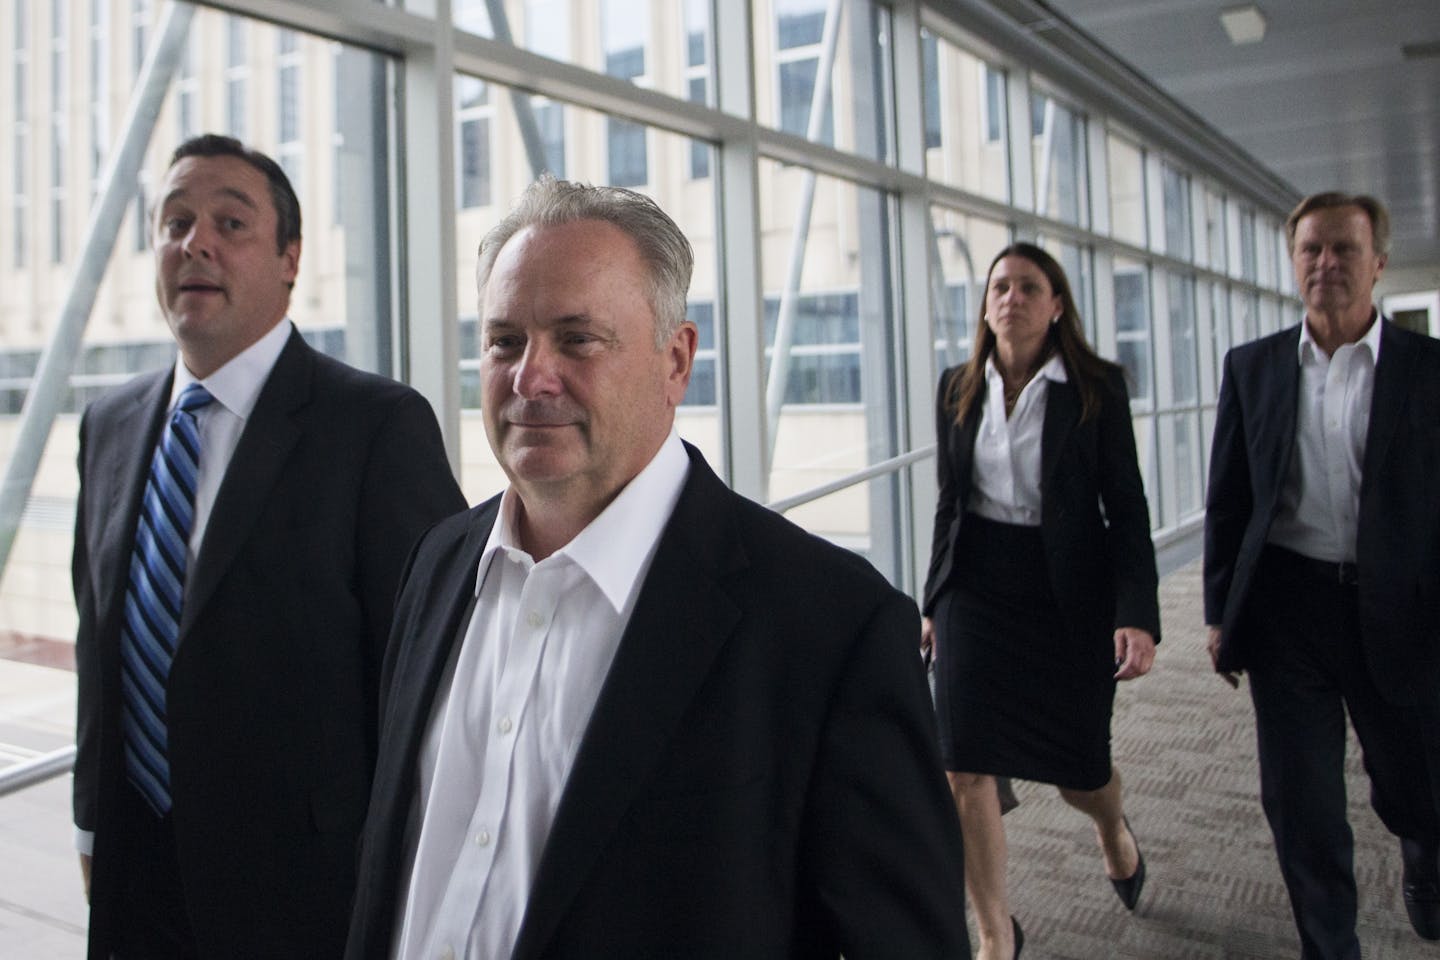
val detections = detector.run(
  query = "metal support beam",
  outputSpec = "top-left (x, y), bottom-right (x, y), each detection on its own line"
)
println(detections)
top-left (0, 1), bottom-right (194, 584)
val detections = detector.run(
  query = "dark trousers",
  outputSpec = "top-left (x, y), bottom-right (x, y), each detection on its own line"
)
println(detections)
top-left (108, 780), bottom-right (200, 960)
top-left (1246, 545), bottom-right (1440, 960)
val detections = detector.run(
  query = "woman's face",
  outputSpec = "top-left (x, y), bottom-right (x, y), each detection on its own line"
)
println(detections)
top-left (984, 255), bottom-right (1062, 357)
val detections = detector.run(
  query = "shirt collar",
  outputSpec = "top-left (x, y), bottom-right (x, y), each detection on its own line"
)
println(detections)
top-left (1297, 308), bottom-right (1382, 365)
top-left (982, 351), bottom-right (1068, 385)
top-left (474, 430), bottom-right (691, 614)
top-left (171, 318), bottom-right (293, 418)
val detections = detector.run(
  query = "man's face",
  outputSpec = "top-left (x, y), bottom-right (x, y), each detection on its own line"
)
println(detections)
top-left (1291, 205), bottom-right (1385, 320)
top-left (153, 155), bottom-right (299, 376)
top-left (479, 219), bottom-right (696, 512)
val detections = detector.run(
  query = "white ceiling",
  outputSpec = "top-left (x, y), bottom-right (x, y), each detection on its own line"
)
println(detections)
top-left (1038, 0), bottom-right (1440, 272)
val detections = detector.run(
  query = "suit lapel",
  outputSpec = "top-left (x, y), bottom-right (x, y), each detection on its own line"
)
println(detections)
top-left (1041, 378), bottom-right (1080, 493)
top-left (1360, 319), bottom-right (1411, 497)
top-left (91, 373), bottom-right (171, 615)
top-left (179, 331), bottom-right (308, 636)
top-left (512, 447), bottom-right (744, 960)
top-left (1256, 328), bottom-right (1302, 511)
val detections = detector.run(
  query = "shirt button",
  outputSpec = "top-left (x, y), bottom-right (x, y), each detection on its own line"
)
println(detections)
top-left (439, 947), bottom-right (455, 960)
top-left (526, 610), bottom-right (544, 628)
top-left (498, 716), bottom-right (513, 735)
top-left (475, 829), bottom-right (491, 847)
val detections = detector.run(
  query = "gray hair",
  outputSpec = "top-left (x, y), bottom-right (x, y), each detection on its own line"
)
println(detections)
top-left (476, 175), bottom-right (694, 347)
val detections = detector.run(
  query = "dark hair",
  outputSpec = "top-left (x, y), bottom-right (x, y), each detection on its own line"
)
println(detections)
top-left (1285, 191), bottom-right (1390, 257)
top-left (168, 134), bottom-right (302, 255)
top-left (944, 241), bottom-right (1116, 426)
top-left (476, 175), bottom-right (694, 348)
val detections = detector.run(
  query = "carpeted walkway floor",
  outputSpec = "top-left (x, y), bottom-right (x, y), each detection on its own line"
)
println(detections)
top-left (991, 559), bottom-right (1435, 959)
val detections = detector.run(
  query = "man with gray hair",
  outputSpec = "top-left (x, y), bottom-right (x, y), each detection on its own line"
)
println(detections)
top-left (345, 176), bottom-right (969, 960)
top-left (1205, 191), bottom-right (1440, 957)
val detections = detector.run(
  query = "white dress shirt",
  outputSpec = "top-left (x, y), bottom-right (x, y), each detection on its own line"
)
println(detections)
top-left (173, 317), bottom-right (293, 569)
top-left (1266, 312), bottom-right (1381, 563)
top-left (74, 317), bottom-right (291, 856)
top-left (392, 430), bottom-right (690, 960)
top-left (967, 353), bottom-right (1067, 527)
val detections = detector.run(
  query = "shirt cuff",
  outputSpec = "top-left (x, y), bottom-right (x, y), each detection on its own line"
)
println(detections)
top-left (74, 826), bottom-right (94, 856)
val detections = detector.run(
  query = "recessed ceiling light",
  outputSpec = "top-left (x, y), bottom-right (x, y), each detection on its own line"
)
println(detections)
top-left (1220, 5), bottom-right (1267, 45)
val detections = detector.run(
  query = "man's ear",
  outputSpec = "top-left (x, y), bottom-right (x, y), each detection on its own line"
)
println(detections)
top-left (665, 321), bottom-right (699, 405)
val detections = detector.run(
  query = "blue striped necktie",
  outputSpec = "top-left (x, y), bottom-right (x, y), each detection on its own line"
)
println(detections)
top-left (121, 382), bottom-right (213, 816)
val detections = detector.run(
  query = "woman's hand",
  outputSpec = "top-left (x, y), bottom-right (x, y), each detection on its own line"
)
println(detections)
top-left (1112, 627), bottom-right (1155, 680)
top-left (920, 616), bottom-right (936, 659)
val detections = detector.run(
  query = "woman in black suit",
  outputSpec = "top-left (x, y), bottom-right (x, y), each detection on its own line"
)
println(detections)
top-left (921, 242), bottom-right (1160, 959)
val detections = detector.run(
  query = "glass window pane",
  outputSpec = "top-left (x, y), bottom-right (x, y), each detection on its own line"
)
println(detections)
top-left (757, 0), bottom-right (893, 163)
top-left (921, 31), bottom-right (1008, 202)
top-left (758, 158), bottom-right (904, 582)
top-left (1031, 87), bottom-right (1086, 226)
top-left (1162, 162), bottom-right (1192, 260)
top-left (1, 6), bottom-right (395, 655)
top-left (1165, 271), bottom-right (1197, 405)
top-left (1113, 256), bottom-right (1152, 406)
top-left (1107, 133), bottom-right (1145, 246)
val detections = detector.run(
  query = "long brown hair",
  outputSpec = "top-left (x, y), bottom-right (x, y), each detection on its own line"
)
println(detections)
top-left (944, 241), bottom-right (1116, 426)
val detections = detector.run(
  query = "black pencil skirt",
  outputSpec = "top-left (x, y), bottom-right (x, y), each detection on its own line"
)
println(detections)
top-left (933, 512), bottom-right (1116, 791)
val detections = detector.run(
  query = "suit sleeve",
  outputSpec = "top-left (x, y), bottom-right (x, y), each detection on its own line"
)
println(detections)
top-left (1096, 370), bottom-right (1161, 640)
top-left (355, 391), bottom-right (467, 692)
top-left (71, 409), bottom-right (100, 834)
top-left (922, 369), bottom-right (960, 613)
top-left (802, 588), bottom-right (970, 959)
top-left (1202, 348), bottom-right (1251, 627)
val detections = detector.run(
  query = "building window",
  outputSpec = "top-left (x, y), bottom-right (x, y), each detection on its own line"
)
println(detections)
top-left (456, 75), bottom-right (491, 209)
top-left (13, 4), bottom-right (29, 270)
top-left (764, 292), bottom-right (861, 405)
top-left (176, 36), bottom-right (198, 141)
top-left (1114, 259), bottom-right (1152, 405)
top-left (131, 0), bottom-right (148, 79)
top-left (49, 0), bottom-right (66, 264)
top-left (1162, 162), bottom-right (1192, 260)
top-left (983, 65), bottom-right (1004, 143)
top-left (602, 0), bottom-right (649, 188)
top-left (921, 31), bottom-right (941, 150)
top-left (88, 0), bottom-right (108, 199)
top-left (532, 98), bottom-right (565, 178)
top-left (277, 28), bottom-right (303, 189)
top-left (225, 16), bottom-right (248, 140)
top-left (774, 0), bottom-right (834, 145)
top-left (1031, 89), bottom-right (1087, 226)
top-left (684, 0), bottom-right (710, 178)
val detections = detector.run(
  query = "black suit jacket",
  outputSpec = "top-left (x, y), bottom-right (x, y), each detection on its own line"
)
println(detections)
top-left (923, 364), bottom-right (1161, 643)
top-left (345, 443), bottom-right (970, 960)
top-left (72, 328), bottom-right (466, 959)
top-left (1203, 318), bottom-right (1440, 705)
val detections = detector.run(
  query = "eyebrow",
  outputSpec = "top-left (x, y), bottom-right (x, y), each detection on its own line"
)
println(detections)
top-left (158, 185), bottom-right (261, 212)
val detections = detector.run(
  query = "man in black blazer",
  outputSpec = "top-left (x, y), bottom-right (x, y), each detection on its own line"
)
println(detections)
top-left (344, 177), bottom-right (968, 960)
top-left (1204, 192), bottom-right (1440, 958)
top-left (72, 134), bottom-right (465, 958)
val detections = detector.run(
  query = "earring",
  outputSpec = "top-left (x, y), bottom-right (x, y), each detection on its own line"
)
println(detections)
top-left (1051, 314), bottom-right (1061, 325)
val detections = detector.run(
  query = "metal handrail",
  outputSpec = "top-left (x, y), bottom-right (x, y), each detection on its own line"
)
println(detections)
top-left (0, 746), bottom-right (76, 799)
top-left (765, 444), bottom-right (936, 515)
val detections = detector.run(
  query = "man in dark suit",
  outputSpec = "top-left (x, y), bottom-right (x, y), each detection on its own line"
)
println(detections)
top-left (1204, 191), bottom-right (1440, 959)
top-left (72, 134), bottom-right (466, 958)
top-left (344, 176), bottom-right (968, 960)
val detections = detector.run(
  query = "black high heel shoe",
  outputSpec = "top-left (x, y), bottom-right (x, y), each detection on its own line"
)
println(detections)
top-left (1109, 817), bottom-right (1146, 910)
top-left (1011, 915), bottom-right (1024, 959)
